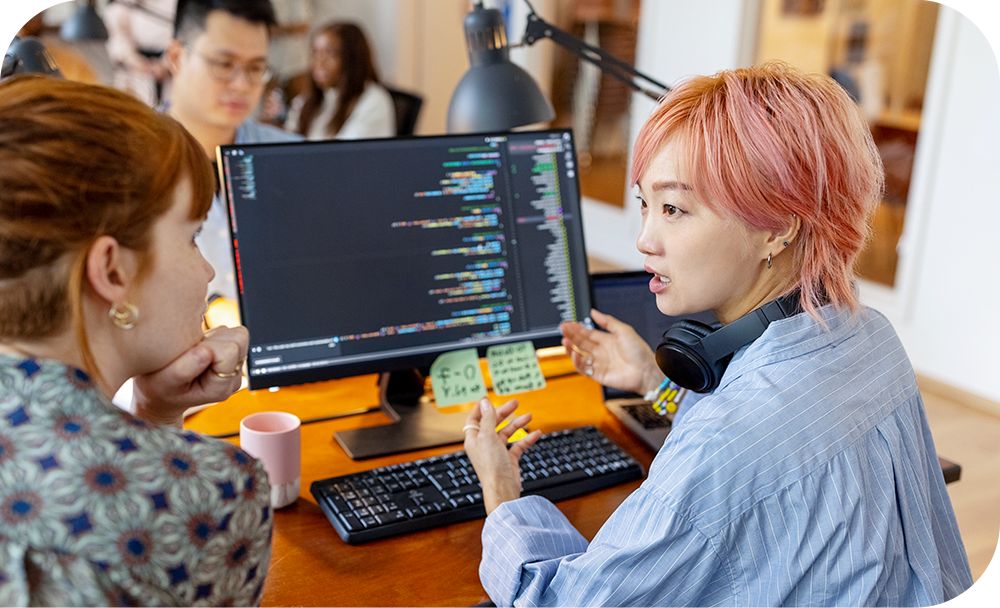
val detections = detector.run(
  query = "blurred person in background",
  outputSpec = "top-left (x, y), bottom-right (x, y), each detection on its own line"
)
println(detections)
top-left (165, 0), bottom-right (300, 302)
top-left (105, 0), bottom-right (176, 105)
top-left (285, 21), bottom-right (394, 140)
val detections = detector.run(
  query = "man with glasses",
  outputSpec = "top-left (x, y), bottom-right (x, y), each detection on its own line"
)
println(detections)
top-left (165, 0), bottom-right (300, 301)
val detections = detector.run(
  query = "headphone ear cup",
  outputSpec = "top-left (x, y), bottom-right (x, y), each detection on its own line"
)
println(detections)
top-left (655, 320), bottom-right (722, 393)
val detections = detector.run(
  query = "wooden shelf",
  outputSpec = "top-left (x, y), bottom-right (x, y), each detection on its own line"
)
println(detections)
top-left (876, 108), bottom-right (922, 132)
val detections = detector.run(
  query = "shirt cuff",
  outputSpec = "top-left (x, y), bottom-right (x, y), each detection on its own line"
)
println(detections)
top-left (480, 496), bottom-right (588, 605)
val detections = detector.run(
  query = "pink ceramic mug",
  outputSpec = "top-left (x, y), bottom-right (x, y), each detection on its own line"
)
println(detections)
top-left (239, 411), bottom-right (301, 509)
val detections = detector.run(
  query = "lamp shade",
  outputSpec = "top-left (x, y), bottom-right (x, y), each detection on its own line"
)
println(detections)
top-left (448, 62), bottom-right (554, 133)
top-left (2, 37), bottom-right (63, 79)
top-left (60, 1), bottom-right (109, 42)
top-left (447, 2), bottom-right (554, 133)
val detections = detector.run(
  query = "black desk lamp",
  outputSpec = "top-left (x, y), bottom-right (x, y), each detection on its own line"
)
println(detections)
top-left (447, 0), bottom-right (671, 134)
top-left (447, 1), bottom-right (555, 133)
top-left (60, 0), bottom-right (110, 42)
top-left (1, 37), bottom-right (63, 79)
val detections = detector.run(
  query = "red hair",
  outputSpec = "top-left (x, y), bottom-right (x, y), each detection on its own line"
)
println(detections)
top-left (631, 62), bottom-right (883, 320)
top-left (0, 76), bottom-right (214, 379)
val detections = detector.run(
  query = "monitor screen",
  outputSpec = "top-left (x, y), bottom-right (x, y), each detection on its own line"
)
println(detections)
top-left (219, 129), bottom-right (591, 392)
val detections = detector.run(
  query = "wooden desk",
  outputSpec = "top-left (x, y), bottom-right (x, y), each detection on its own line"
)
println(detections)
top-left (185, 362), bottom-right (963, 606)
top-left (185, 365), bottom-right (652, 606)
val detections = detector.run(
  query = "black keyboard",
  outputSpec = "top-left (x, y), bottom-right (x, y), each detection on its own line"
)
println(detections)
top-left (311, 426), bottom-right (644, 543)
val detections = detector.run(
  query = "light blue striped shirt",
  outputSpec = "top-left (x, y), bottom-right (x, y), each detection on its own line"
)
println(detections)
top-left (480, 305), bottom-right (972, 606)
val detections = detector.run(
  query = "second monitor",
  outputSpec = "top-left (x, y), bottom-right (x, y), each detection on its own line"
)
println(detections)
top-left (218, 129), bottom-right (591, 457)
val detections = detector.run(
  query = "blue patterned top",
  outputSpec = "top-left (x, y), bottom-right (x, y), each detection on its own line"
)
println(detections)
top-left (0, 354), bottom-right (272, 606)
top-left (480, 306), bottom-right (973, 606)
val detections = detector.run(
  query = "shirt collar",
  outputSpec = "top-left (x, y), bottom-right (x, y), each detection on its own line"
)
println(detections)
top-left (716, 304), bottom-right (866, 393)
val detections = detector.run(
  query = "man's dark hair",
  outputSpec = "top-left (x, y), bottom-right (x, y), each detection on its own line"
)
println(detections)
top-left (174, 0), bottom-right (278, 42)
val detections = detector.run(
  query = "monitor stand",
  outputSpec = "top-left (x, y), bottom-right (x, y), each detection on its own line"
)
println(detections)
top-left (334, 368), bottom-right (468, 460)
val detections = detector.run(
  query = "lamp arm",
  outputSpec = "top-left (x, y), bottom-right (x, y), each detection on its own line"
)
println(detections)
top-left (521, 11), bottom-right (669, 101)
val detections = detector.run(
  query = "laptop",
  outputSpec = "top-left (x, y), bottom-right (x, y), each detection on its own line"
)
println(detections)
top-left (590, 271), bottom-right (715, 452)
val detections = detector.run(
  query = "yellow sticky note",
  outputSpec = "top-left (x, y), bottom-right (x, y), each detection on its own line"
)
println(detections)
top-left (495, 418), bottom-right (529, 444)
top-left (429, 348), bottom-right (487, 407)
top-left (486, 341), bottom-right (546, 396)
top-left (507, 428), bottom-right (528, 443)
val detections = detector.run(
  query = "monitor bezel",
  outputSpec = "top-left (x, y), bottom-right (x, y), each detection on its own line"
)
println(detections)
top-left (217, 128), bottom-right (590, 391)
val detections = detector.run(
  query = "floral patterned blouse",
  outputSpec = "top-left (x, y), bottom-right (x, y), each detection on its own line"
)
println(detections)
top-left (0, 354), bottom-right (272, 606)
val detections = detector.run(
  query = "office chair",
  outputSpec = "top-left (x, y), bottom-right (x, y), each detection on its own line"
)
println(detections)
top-left (385, 86), bottom-right (423, 136)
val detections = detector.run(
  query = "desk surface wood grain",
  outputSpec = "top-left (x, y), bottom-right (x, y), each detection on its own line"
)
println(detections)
top-left (185, 360), bottom-right (653, 606)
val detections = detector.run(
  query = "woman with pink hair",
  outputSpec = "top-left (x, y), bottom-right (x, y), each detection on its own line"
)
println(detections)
top-left (463, 63), bottom-right (972, 606)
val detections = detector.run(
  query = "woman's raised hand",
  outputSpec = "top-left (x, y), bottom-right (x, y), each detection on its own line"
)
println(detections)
top-left (560, 308), bottom-right (665, 396)
top-left (463, 398), bottom-right (542, 514)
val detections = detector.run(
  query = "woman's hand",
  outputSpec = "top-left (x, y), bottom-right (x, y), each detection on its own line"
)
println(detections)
top-left (560, 308), bottom-right (665, 396)
top-left (464, 398), bottom-right (542, 514)
top-left (132, 326), bottom-right (249, 427)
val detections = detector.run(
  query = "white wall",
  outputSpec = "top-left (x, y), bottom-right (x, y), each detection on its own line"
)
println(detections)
top-left (871, 6), bottom-right (1000, 404)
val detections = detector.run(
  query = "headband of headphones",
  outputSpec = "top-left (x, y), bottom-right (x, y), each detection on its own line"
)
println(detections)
top-left (654, 291), bottom-right (801, 393)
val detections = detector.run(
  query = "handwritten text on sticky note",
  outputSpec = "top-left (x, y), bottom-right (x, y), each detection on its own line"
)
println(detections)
top-left (429, 348), bottom-right (487, 407)
top-left (487, 341), bottom-right (546, 396)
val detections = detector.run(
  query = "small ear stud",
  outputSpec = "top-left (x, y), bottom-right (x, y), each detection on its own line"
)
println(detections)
top-left (782, 240), bottom-right (790, 247)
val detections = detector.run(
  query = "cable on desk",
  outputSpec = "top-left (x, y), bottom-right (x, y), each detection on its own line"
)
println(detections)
top-left (206, 404), bottom-right (383, 439)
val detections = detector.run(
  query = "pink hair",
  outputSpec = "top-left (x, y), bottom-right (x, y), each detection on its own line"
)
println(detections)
top-left (631, 62), bottom-right (884, 321)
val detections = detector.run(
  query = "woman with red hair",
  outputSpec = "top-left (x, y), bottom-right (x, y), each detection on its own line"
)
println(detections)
top-left (463, 63), bottom-right (972, 606)
top-left (0, 76), bottom-right (269, 605)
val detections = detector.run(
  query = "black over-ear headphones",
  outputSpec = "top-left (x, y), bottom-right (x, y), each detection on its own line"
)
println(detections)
top-left (655, 291), bottom-right (801, 394)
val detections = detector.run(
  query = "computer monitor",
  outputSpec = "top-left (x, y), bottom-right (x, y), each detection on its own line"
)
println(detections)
top-left (218, 129), bottom-right (591, 458)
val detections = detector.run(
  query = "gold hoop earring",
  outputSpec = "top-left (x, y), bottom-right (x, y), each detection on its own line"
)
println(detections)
top-left (109, 302), bottom-right (139, 330)
top-left (766, 253), bottom-right (773, 269)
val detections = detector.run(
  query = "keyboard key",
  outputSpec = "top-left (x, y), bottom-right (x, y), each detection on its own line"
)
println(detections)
top-left (339, 513), bottom-right (361, 531)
